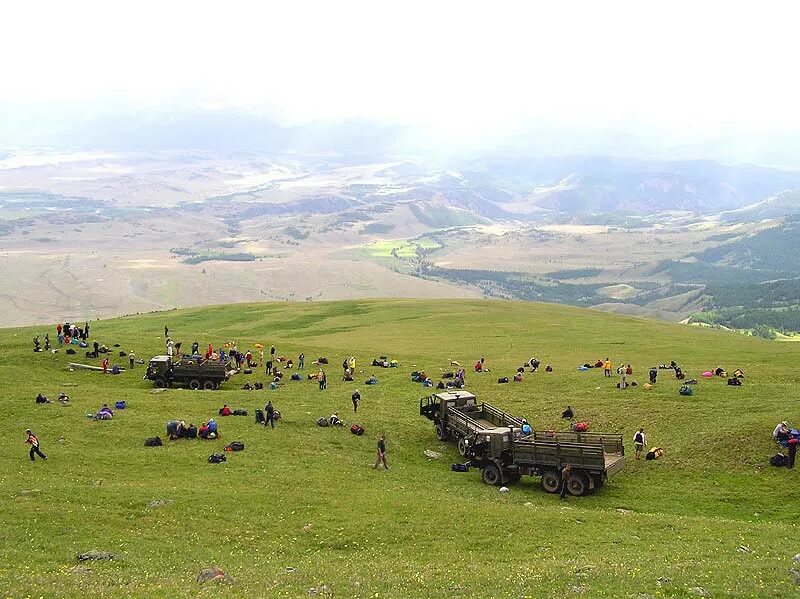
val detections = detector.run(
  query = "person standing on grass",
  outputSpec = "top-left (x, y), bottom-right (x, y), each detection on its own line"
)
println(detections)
top-left (603, 358), bottom-right (612, 378)
top-left (298, 353), bottom-right (305, 369)
top-left (318, 370), bottom-right (326, 391)
top-left (352, 389), bottom-right (361, 413)
top-left (164, 325), bottom-right (169, 338)
top-left (617, 364), bottom-right (627, 389)
top-left (265, 401), bottom-right (276, 429)
top-left (633, 428), bottom-right (647, 460)
top-left (559, 463), bottom-right (571, 499)
top-left (373, 434), bottom-right (389, 470)
top-left (26, 429), bottom-right (47, 461)
top-left (129, 351), bottom-right (136, 369)
top-left (102, 356), bottom-right (109, 374)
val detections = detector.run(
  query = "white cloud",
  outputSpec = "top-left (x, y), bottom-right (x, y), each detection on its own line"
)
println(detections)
top-left (1, 0), bottom-right (799, 142)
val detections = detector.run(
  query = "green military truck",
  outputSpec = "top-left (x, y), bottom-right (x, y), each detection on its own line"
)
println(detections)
top-left (419, 391), bottom-right (524, 456)
top-left (144, 355), bottom-right (231, 390)
top-left (465, 428), bottom-right (626, 496)
top-left (419, 391), bottom-right (625, 496)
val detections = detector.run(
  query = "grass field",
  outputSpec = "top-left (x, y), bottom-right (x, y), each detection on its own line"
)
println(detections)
top-left (2, 299), bottom-right (800, 598)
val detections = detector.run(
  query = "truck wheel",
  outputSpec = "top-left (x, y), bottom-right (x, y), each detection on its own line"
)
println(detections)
top-left (482, 463), bottom-right (502, 486)
top-left (154, 377), bottom-right (168, 389)
top-left (567, 471), bottom-right (590, 496)
top-left (435, 423), bottom-right (447, 441)
top-left (541, 469), bottom-right (561, 494)
top-left (188, 379), bottom-right (201, 390)
top-left (203, 380), bottom-right (216, 390)
top-left (457, 438), bottom-right (468, 456)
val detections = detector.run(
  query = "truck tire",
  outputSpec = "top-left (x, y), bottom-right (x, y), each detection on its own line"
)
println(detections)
top-left (154, 377), bottom-right (168, 389)
top-left (541, 469), bottom-right (561, 494)
top-left (435, 423), bottom-right (447, 441)
top-left (188, 379), bottom-right (201, 390)
top-left (482, 463), bottom-right (502, 486)
top-left (457, 438), bottom-right (468, 456)
top-left (567, 471), bottom-right (590, 496)
top-left (203, 380), bottom-right (216, 390)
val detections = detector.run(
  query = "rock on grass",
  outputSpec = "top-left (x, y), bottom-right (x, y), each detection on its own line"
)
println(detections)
top-left (77, 550), bottom-right (115, 562)
top-left (197, 566), bottom-right (233, 584)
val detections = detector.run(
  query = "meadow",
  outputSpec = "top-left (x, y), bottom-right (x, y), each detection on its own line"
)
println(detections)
top-left (1, 299), bottom-right (799, 598)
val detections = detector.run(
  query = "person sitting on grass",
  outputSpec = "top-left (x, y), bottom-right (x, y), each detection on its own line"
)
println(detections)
top-left (773, 421), bottom-right (792, 442)
top-left (330, 412), bottom-right (343, 426)
top-left (219, 404), bottom-right (232, 416)
top-left (95, 404), bottom-right (113, 420)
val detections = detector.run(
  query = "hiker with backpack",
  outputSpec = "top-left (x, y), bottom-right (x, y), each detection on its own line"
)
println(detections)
top-left (265, 401), bottom-right (276, 429)
top-left (633, 428), bottom-right (647, 460)
top-left (352, 389), bottom-right (361, 413)
top-left (373, 434), bottom-right (389, 470)
top-left (26, 429), bottom-right (47, 461)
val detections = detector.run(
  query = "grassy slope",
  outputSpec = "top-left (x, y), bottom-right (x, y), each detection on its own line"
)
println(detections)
top-left (1, 299), bottom-right (799, 598)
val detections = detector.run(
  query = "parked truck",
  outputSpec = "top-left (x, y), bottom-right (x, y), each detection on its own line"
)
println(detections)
top-left (419, 391), bottom-right (524, 456)
top-left (419, 391), bottom-right (625, 496)
top-left (144, 355), bottom-right (232, 390)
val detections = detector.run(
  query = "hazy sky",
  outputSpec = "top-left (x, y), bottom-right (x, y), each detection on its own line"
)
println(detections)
top-left (2, 1), bottom-right (799, 148)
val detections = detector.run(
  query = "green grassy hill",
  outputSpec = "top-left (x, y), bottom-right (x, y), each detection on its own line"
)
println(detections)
top-left (2, 299), bottom-right (799, 598)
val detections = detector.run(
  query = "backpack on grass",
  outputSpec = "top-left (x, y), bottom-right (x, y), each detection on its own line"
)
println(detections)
top-left (679, 385), bottom-right (693, 396)
top-left (350, 424), bottom-right (365, 436)
top-left (208, 453), bottom-right (227, 464)
top-left (451, 463), bottom-right (469, 472)
top-left (144, 436), bottom-right (163, 447)
top-left (255, 409), bottom-right (265, 424)
top-left (770, 453), bottom-right (789, 467)
top-left (317, 417), bottom-right (329, 427)
top-left (224, 441), bottom-right (245, 452)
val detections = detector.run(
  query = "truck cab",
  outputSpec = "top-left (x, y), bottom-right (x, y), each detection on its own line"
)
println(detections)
top-left (146, 356), bottom-right (173, 385)
top-left (420, 391), bottom-right (477, 420)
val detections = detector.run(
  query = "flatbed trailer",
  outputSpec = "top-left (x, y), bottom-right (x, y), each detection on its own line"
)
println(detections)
top-left (467, 429), bottom-right (625, 495)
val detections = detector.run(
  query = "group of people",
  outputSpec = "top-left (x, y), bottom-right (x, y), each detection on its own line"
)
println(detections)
top-left (167, 418), bottom-right (218, 440)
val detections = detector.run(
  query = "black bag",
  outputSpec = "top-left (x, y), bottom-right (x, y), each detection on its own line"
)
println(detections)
top-left (350, 424), bottom-right (365, 436)
top-left (727, 378), bottom-right (742, 386)
top-left (255, 408), bottom-right (265, 424)
top-left (769, 453), bottom-right (789, 467)
top-left (451, 463), bottom-right (469, 472)
top-left (144, 436), bottom-right (163, 447)
top-left (497, 377), bottom-right (509, 384)
top-left (225, 441), bottom-right (245, 451)
top-left (436, 381), bottom-right (445, 389)
top-left (317, 417), bottom-right (329, 427)
top-left (771, 453), bottom-right (789, 467)
top-left (244, 368), bottom-right (253, 375)
top-left (66, 348), bottom-right (76, 355)
top-left (208, 453), bottom-right (227, 463)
